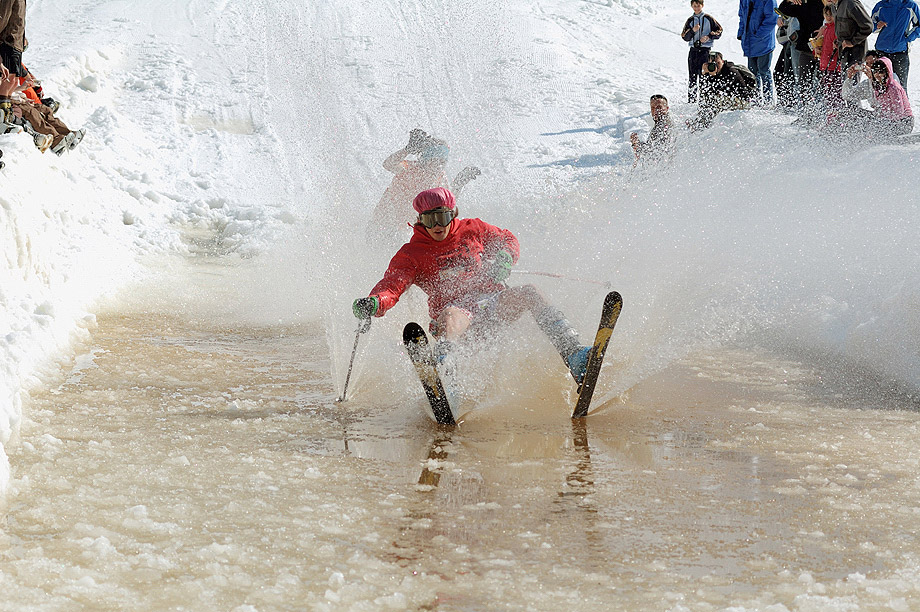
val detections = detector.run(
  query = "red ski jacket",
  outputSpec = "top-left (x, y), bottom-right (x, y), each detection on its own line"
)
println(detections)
top-left (370, 218), bottom-right (520, 320)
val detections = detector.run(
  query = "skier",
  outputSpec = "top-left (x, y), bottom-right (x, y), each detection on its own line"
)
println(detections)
top-left (352, 187), bottom-right (593, 383)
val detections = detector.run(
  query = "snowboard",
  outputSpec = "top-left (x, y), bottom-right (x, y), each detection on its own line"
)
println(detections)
top-left (403, 322), bottom-right (456, 425)
top-left (572, 291), bottom-right (622, 419)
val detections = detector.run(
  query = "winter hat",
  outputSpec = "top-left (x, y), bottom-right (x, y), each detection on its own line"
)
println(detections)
top-left (418, 139), bottom-right (450, 162)
top-left (413, 187), bottom-right (456, 213)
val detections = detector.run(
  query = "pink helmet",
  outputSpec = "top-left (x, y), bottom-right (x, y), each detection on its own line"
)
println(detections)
top-left (412, 187), bottom-right (456, 214)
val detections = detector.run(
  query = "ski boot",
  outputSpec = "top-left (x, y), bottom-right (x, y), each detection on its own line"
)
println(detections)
top-left (33, 133), bottom-right (53, 153)
top-left (67, 128), bottom-right (86, 150)
top-left (565, 346), bottom-right (592, 385)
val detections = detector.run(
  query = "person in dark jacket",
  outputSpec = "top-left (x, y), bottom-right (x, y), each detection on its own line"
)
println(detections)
top-left (690, 51), bottom-right (756, 129)
top-left (682, 0), bottom-right (724, 102)
top-left (830, 0), bottom-right (874, 71)
top-left (738, 0), bottom-right (779, 105)
top-left (871, 0), bottom-right (920, 88)
top-left (0, 0), bottom-right (26, 78)
top-left (779, 0), bottom-right (826, 115)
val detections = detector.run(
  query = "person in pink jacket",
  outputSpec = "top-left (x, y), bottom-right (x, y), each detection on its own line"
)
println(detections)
top-left (352, 187), bottom-right (593, 382)
top-left (836, 56), bottom-right (914, 137)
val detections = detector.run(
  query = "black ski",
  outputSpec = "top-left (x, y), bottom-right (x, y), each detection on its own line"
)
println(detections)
top-left (572, 291), bottom-right (622, 419)
top-left (403, 322), bottom-right (456, 425)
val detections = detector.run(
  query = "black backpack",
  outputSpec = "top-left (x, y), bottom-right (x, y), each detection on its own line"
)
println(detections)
top-left (732, 64), bottom-right (757, 96)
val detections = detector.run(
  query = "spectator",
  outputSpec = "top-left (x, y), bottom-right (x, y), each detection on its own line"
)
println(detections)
top-left (681, 0), bottom-right (724, 103)
top-left (871, 0), bottom-right (920, 89)
top-left (817, 5), bottom-right (844, 114)
top-left (690, 51), bottom-right (757, 129)
top-left (738, 0), bottom-right (779, 106)
top-left (834, 57), bottom-right (914, 137)
top-left (830, 0), bottom-right (874, 72)
top-left (779, 0), bottom-right (827, 118)
top-left (4, 66), bottom-right (85, 154)
top-left (630, 94), bottom-right (677, 163)
top-left (774, 10), bottom-right (802, 110)
top-left (368, 129), bottom-right (480, 248)
top-left (0, 0), bottom-right (26, 78)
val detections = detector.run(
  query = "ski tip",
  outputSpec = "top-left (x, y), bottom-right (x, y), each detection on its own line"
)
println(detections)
top-left (403, 322), bottom-right (427, 344)
top-left (605, 291), bottom-right (622, 306)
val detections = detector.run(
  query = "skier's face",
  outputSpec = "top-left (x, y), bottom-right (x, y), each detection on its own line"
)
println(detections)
top-left (425, 221), bottom-right (452, 241)
top-left (650, 98), bottom-right (669, 119)
top-left (691, 2), bottom-right (703, 14)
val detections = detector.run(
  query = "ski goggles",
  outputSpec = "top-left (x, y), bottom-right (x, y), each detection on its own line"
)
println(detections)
top-left (418, 207), bottom-right (457, 228)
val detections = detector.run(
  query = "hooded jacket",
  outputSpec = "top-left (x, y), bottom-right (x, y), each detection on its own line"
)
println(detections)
top-left (871, 0), bottom-right (920, 53)
top-left (370, 218), bottom-right (520, 319)
top-left (738, 0), bottom-right (778, 57)
top-left (842, 57), bottom-right (913, 119)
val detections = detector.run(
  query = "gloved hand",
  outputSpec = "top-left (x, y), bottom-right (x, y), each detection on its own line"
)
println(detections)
top-left (454, 165), bottom-right (481, 186)
top-left (406, 128), bottom-right (430, 154)
top-left (487, 250), bottom-right (513, 283)
top-left (352, 296), bottom-right (380, 319)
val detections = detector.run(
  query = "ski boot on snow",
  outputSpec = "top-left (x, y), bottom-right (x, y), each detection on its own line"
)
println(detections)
top-left (33, 133), bottom-right (53, 153)
top-left (67, 128), bottom-right (86, 150)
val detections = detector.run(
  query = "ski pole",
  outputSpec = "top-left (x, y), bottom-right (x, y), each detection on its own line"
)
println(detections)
top-left (511, 269), bottom-right (612, 289)
top-left (337, 316), bottom-right (371, 402)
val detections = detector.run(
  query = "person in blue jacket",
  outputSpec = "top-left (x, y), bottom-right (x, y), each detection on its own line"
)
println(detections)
top-left (738, 0), bottom-right (779, 105)
top-left (872, 0), bottom-right (920, 89)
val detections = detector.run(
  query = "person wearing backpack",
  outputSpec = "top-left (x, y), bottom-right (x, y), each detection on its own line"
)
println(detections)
top-left (681, 0), bottom-right (724, 103)
top-left (690, 51), bottom-right (757, 129)
top-left (738, 0), bottom-right (779, 105)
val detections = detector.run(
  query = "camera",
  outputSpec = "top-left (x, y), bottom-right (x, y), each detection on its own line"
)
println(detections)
top-left (706, 53), bottom-right (718, 72)
top-left (693, 40), bottom-right (702, 48)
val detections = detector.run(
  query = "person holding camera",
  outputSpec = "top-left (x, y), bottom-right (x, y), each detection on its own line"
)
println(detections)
top-left (367, 129), bottom-right (481, 249)
top-left (738, 0), bottom-right (779, 106)
top-left (690, 51), bottom-right (757, 129)
top-left (681, 0), bottom-right (724, 103)
top-left (833, 56), bottom-right (913, 137)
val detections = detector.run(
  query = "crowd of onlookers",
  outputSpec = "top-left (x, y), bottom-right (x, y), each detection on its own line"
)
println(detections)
top-left (631, 0), bottom-right (916, 162)
top-left (0, 0), bottom-right (85, 169)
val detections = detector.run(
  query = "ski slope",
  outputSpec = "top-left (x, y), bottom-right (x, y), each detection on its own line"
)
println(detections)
top-left (2, 0), bottom-right (920, 501)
